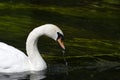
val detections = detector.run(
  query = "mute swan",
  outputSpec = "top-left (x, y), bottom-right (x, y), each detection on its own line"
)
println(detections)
top-left (0, 24), bottom-right (65, 73)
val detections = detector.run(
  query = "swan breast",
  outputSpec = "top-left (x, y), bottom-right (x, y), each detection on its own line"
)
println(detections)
top-left (0, 42), bottom-right (30, 72)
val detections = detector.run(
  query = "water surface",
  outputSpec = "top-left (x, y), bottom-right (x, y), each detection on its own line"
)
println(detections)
top-left (0, 57), bottom-right (120, 80)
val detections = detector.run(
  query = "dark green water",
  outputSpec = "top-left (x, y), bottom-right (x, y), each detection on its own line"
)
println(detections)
top-left (0, 0), bottom-right (120, 80)
top-left (0, 57), bottom-right (120, 80)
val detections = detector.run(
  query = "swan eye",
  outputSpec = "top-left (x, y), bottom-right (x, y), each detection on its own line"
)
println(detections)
top-left (57, 32), bottom-right (64, 40)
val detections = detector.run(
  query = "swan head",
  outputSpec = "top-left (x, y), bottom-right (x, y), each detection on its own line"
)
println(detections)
top-left (56, 32), bottom-right (65, 50)
top-left (42, 24), bottom-right (65, 50)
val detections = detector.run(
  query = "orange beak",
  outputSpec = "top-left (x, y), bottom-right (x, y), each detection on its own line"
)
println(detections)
top-left (57, 38), bottom-right (65, 50)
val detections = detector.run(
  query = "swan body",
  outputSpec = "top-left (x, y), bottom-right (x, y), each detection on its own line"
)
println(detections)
top-left (0, 24), bottom-right (65, 73)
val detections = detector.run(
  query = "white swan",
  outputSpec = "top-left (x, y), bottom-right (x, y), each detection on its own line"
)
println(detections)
top-left (0, 24), bottom-right (65, 73)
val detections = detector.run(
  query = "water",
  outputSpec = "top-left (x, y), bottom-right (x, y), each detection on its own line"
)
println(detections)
top-left (0, 57), bottom-right (120, 80)
top-left (0, 71), bottom-right (46, 80)
top-left (46, 57), bottom-right (120, 80)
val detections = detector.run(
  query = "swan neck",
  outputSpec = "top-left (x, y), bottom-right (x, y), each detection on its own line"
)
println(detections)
top-left (26, 28), bottom-right (43, 56)
top-left (26, 27), bottom-right (46, 70)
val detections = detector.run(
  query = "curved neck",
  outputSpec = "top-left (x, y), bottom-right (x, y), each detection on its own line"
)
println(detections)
top-left (26, 27), bottom-right (47, 71)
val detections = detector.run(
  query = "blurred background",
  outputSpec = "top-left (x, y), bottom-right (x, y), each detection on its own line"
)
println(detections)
top-left (0, 0), bottom-right (120, 57)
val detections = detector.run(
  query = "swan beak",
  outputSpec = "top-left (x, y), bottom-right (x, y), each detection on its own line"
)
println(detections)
top-left (57, 38), bottom-right (65, 50)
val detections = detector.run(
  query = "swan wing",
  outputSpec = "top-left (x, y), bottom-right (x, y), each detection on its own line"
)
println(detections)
top-left (0, 42), bottom-right (30, 72)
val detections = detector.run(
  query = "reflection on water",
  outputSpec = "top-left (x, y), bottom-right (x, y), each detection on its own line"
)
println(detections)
top-left (46, 57), bottom-right (120, 80)
top-left (0, 57), bottom-right (120, 80)
top-left (0, 70), bottom-right (46, 80)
